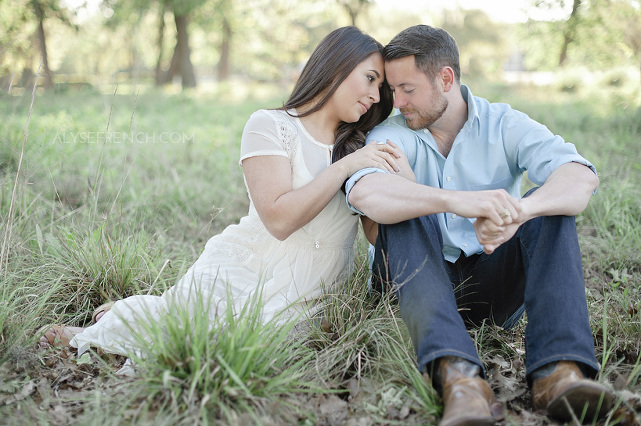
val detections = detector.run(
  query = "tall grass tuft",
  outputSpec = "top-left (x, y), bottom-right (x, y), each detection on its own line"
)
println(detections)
top-left (1, 82), bottom-right (640, 424)
top-left (0, 272), bottom-right (65, 355)
top-left (32, 221), bottom-right (160, 325)
top-left (308, 250), bottom-right (440, 422)
top-left (124, 283), bottom-right (318, 423)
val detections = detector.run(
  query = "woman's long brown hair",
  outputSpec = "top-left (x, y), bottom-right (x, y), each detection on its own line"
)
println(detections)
top-left (281, 26), bottom-right (393, 164)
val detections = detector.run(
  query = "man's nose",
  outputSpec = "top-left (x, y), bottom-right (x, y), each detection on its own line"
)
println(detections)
top-left (393, 93), bottom-right (405, 109)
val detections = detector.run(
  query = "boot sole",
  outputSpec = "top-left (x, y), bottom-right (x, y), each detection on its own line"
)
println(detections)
top-left (440, 416), bottom-right (496, 426)
top-left (547, 382), bottom-right (616, 422)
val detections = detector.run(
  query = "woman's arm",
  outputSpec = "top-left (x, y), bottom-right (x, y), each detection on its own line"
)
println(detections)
top-left (358, 141), bottom-right (414, 246)
top-left (361, 216), bottom-right (378, 245)
top-left (242, 142), bottom-right (403, 241)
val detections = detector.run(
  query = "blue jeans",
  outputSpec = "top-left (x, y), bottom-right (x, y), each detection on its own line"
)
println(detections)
top-left (372, 206), bottom-right (599, 380)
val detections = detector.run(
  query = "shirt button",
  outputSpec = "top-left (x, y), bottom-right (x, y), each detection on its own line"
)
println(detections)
top-left (463, 243), bottom-right (468, 247)
top-left (423, 129), bottom-right (429, 134)
top-left (315, 241), bottom-right (320, 249)
top-left (446, 176), bottom-right (452, 182)
top-left (451, 214), bottom-right (457, 219)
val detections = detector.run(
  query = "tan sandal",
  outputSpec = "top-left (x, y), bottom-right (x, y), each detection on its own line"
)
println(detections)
top-left (92, 302), bottom-right (115, 324)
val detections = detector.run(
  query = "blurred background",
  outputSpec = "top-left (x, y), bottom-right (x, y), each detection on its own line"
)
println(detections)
top-left (2, 0), bottom-right (640, 95)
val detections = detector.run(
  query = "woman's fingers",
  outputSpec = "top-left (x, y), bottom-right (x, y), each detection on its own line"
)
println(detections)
top-left (372, 139), bottom-right (402, 158)
top-left (376, 152), bottom-right (400, 173)
top-left (363, 142), bottom-right (400, 172)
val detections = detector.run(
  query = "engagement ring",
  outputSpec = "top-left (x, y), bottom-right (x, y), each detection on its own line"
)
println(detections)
top-left (500, 209), bottom-right (511, 219)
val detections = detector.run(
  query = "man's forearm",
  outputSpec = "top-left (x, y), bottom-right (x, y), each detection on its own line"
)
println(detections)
top-left (349, 173), bottom-right (446, 224)
top-left (519, 162), bottom-right (599, 221)
top-left (350, 173), bottom-right (524, 226)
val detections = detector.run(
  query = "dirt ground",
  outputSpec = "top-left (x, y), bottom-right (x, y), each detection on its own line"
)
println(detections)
top-left (2, 332), bottom-right (640, 425)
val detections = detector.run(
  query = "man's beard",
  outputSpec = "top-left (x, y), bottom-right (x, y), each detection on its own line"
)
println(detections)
top-left (402, 93), bottom-right (448, 130)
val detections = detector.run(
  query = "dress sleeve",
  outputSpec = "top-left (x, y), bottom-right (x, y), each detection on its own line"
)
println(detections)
top-left (239, 110), bottom-right (290, 165)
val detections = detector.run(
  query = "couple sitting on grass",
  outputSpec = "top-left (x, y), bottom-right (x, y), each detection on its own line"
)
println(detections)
top-left (41, 25), bottom-right (617, 425)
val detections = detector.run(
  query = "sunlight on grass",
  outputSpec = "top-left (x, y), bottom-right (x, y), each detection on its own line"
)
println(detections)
top-left (1, 79), bottom-right (640, 424)
top-left (122, 284), bottom-right (318, 423)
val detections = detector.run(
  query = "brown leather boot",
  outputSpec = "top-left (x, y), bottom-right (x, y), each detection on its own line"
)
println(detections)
top-left (437, 357), bottom-right (499, 426)
top-left (532, 361), bottom-right (616, 423)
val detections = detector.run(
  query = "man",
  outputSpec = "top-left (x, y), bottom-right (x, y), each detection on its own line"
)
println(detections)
top-left (345, 25), bottom-right (615, 425)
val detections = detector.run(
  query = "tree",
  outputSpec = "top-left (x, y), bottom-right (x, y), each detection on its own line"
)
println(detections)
top-left (215, 0), bottom-right (233, 81)
top-left (0, 1), bottom-right (31, 87)
top-left (154, 4), bottom-right (166, 85)
top-left (558, 0), bottom-right (581, 66)
top-left (533, 0), bottom-right (641, 71)
top-left (595, 0), bottom-right (641, 81)
top-left (533, 0), bottom-right (583, 67)
top-left (521, 0), bottom-right (641, 80)
top-left (0, 0), bottom-right (74, 89)
top-left (195, 0), bottom-right (236, 82)
top-left (337, 0), bottom-right (371, 26)
top-left (31, 0), bottom-right (54, 88)
top-left (154, 0), bottom-right (202, 88)
top-left (105, 0), bottom-right (202, 88)
top-left (172, 11), bottom-right (197, 87)
top-left (440, 8), bottom-right (507, 78)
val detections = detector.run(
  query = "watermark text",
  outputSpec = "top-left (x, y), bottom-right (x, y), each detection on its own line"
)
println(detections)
top-left (52, 131), bottom-right (194, 144)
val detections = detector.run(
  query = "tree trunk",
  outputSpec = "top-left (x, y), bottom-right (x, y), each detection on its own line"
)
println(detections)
top-left (154, 5), bottom-right (166, 86)
top-left (21, 66), bottom-right (35, 89)
top-left (158, 42), bottom-right (180, 85)
top-left (342, 4), bottom-right (358, 26)
top-left (174, 13), bottom-right (196, 88)
top-left (217, 15), bottom-right (231, 81)
top-left (340, 0), bottom-right (367, 27)
top-left (558, 0), bottom-right (581, 66)
top-left (34, 2), bottom-right (54, 89)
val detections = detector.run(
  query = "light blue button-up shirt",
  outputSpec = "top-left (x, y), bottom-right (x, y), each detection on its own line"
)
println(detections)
top-left (345, 85), bottom-right (596, 262)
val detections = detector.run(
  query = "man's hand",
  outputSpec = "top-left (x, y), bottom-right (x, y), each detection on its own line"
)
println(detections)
top-left (473, 194), bottom-right (532, 254)
top-left (474, 217), bottom-right (520, 254)
top-left (447, 189), bottom-right (522, 227)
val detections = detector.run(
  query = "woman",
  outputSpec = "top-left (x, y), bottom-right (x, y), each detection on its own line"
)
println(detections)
top-left (41, 26), bottom-right (402, 356)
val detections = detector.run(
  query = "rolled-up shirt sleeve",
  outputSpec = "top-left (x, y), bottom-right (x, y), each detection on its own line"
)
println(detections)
top-left (344, 119), bottom-right (411, 215)
top-left (503, 109), bottom-right (598, 185)
top-left (344, 167), bottom-right (390, 215)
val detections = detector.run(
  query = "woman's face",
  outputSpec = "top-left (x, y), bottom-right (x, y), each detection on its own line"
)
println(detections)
top-left (326, 52), bottom-right (385, 124)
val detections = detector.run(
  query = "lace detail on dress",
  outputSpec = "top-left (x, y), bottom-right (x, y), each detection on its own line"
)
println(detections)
top-left (215, 241), bottom-right (252, 263)
top-left (266, 110), bottom-right (299, 163)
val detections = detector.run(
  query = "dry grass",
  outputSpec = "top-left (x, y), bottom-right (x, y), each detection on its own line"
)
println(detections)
top-left (0, 78), bottom-right (640, 424)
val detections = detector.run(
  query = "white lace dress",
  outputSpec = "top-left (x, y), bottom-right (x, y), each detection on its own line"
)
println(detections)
top-left (70, 109), bottom-right (359, 357)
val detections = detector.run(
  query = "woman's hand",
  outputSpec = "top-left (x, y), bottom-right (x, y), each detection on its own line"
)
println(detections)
top-left (335, 140), bottom-right (403, 179)
top-left (385, 140), bottom-right (416, 182)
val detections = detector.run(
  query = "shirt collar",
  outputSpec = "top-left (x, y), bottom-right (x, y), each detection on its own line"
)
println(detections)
top-left (460, 85), bottom-right (480, 132)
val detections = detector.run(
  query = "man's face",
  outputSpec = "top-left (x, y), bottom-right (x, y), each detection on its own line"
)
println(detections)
top-left (385, 56), bottom-right (448, 130)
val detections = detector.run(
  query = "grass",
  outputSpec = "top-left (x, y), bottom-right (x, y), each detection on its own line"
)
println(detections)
top-left (1, 76), bottom-right (640, 424)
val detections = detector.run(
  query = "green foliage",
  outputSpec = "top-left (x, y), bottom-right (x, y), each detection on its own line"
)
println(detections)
top-left (308, 252), bottom-right (441, 422)
top-left (0, 0), bottom-right (37, 76)
top-left (442, 9), bottom-right (509, 79)
top-left (522, 0), bottom-right (641, 71)
top-left (1, 82), bottom-right (640, 423)
top-left (129, 285), bottom-right (317, 422)
top-left (41, 222), bottom-right (159, 310)
top-left (0, 273), bottom-right (63, 354)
